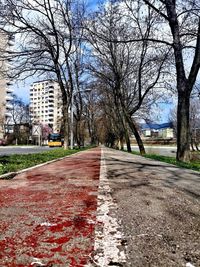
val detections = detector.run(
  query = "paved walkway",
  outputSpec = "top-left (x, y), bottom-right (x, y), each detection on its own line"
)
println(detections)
top-left (0, 148), bottom-right (101, 267)
top-left (103, 148), bottom-right (200, 267)
top-left (0, 147), bottom-right (199, 267)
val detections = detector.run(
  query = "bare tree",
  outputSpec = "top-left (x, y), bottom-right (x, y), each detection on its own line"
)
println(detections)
top-left (72, 42), bottom-right (88, 148)
top-left (86, 1), bottom-right (169, 154)
top-left (5, 94), bottom-right (30, 144)
top-left (190, 99), bottom-right (200, 151)
top-left (8, 94), bottom-right (29, 125)
top-left (120, 0), bottom-right (200, 162)
top-left (170, 98), bottom-right (200, 151)
top-left (0, 0), bottom-right (85, 149)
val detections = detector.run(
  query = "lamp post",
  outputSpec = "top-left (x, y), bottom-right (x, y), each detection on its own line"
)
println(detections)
top-left (70, 89), bottom-right (91, 149)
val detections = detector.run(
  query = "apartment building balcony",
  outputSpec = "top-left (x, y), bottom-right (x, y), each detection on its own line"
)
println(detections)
top-left (5, 95), bottom-right (13, 101)
top-left (8, 40), bottom-right (14, 47)
top-left (6, 81), bottom-right (13, 86)
top-left (6, 88), bottom-right (14, 93)
top-left (6, 60), bottom-right (13, 69)
top-left (5, 112), bottom-right (12, 118)
top-left (6, 103), bottom-right (13, 109)
top-left (8, 35), bottom-right (15, 42)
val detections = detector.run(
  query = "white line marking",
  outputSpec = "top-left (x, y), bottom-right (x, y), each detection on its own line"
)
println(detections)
top-left (40, 222), bottom-right (57, 227)
top-left (86, 148), bottom-right (126, 266)
top-left (186, 263), bottom-right (195, 267)
top-left (31, 258), bottom-right (46, 266)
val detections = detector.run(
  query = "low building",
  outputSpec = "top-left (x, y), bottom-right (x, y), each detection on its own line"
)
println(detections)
top-left (141, 122), bottom-right (174, 139)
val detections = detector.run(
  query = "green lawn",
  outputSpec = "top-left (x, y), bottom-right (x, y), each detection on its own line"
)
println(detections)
top-left (131, 151), bottom-right (200, 172)
top-left (0, 147), bottom-right (90, 176)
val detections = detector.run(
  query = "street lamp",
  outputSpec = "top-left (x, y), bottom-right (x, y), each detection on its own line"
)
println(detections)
top-left (70, 89), bottom-right (91, 149)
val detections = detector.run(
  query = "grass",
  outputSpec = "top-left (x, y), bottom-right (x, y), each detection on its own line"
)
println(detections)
top-left (0, 147), bottom-right (91, 176)
top-left (131, 151), bottom-right (200, 172)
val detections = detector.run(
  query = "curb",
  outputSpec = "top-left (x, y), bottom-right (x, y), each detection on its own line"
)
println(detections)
top-left (0, 149), bottom-right (93, 180)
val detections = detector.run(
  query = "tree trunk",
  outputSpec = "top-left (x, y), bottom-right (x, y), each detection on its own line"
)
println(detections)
top-left (190, 134), bottom-right (195, 152)
top-left (117, 107), bottom-right (131, 152)
top-left (125, 114), bottom-right (145, 155)
top-left (77, 120), bottom-right (81, 148)
top-left (124, 129), bottom-right (131, 152)
top-left (195, 142), bottom-right (199, 151)
top-left (63, 104), bottom-right (69, 150)
top-left (176, 91), bottom-right (191, 162)
top-left (119, 135), bottom-right (124, 150)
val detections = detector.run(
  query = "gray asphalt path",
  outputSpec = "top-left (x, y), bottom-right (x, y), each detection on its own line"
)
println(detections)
top-left (103, 147), bottom-right (200, 267)
top-left (0, 146), bottom-right (56, 155)
top-left (105, 147), bottom-right (199, 199)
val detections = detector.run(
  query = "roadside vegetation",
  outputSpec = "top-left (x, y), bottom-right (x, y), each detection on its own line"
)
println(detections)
top-left (1, 0), bottom-right (200, 163)
top-left (131, 151), bottom-right (200, 172)
top-left (0, 147), bottom-right (90, 176)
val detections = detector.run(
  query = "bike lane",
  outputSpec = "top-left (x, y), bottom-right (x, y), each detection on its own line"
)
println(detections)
top-left (0, 148), bottom-right (101, 267)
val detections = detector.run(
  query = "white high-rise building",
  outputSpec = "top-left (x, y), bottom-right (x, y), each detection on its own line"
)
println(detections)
top-left (0, 29), bottom-right (14, 139)
top-left (29, 80), bottom-right (63, 132)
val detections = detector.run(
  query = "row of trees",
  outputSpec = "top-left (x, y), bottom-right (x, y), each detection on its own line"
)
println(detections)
top-left (170, 99), bottom-right (200, 151)
top-left (3, 93), bottom-right (97, 146)
top-left (0, 0), bottom-right (200, 162)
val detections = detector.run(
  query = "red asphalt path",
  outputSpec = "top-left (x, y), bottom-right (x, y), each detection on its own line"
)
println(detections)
top-left (0, 148), bottom-right (101, 267)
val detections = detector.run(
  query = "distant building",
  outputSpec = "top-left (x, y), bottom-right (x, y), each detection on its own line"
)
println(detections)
top-left (29, 80), bottom-right (63, 132)
top-left (140, 122), bottom-right (174, 139)
top-left (0, 29), bottom-right (14, 139)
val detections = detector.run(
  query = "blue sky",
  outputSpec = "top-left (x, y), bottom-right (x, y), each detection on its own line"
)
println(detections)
top-left (87, 0), bottom-right (100, 10)
top-left (11, 0), bottom-right (173, 123)
top-left (12, 0), bottom-right (101, 103)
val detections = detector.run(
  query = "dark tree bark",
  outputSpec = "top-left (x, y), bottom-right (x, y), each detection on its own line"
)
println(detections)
top-left (142, 0), bottom-right (200, 162)
top-left (176, 89), bottom-right (191, 161)
top-left (1, 0), bottom-right (85, 150)
top-left (125, 113), bottom-right (146, 155)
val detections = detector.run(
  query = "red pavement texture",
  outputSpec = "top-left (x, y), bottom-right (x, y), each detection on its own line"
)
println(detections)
top-left (0, 148), bottom-right (101, 267)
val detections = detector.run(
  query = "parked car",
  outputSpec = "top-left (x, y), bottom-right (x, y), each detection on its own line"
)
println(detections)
top-left (0, 139), bottom-right (7, 146)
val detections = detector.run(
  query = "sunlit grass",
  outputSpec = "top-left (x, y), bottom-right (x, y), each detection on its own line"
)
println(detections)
top-left (131, 151), bottom-right (200, 172)
top-left (0, 147), bottom-right (90, 176)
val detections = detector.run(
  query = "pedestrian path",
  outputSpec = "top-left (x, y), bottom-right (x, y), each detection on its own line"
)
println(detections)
top-left (0, 148), bottom-right (101, 266)
top-left (102, 148), bottom-right (200, 267)
top-left (0, 147), bottom-right (199, 267)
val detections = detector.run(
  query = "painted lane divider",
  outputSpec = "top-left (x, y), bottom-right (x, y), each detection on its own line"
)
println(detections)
top-left (86, 148), bottom-right (127, 267)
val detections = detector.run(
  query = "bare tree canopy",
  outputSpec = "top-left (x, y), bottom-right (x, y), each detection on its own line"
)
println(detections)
top-left (0, 0), bottom-right (86, 149)
top-left (85, 1), bottom-right (172, 153)
top-left (89, 0), bottom-right (200, 161)
top-left (0, 0), bottom-right (199, 161)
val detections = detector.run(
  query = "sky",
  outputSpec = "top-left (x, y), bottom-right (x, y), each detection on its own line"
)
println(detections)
top-left (11, 0), bottom-right (174, 123)
top-left (12, 0), bottom-right (100, 104)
